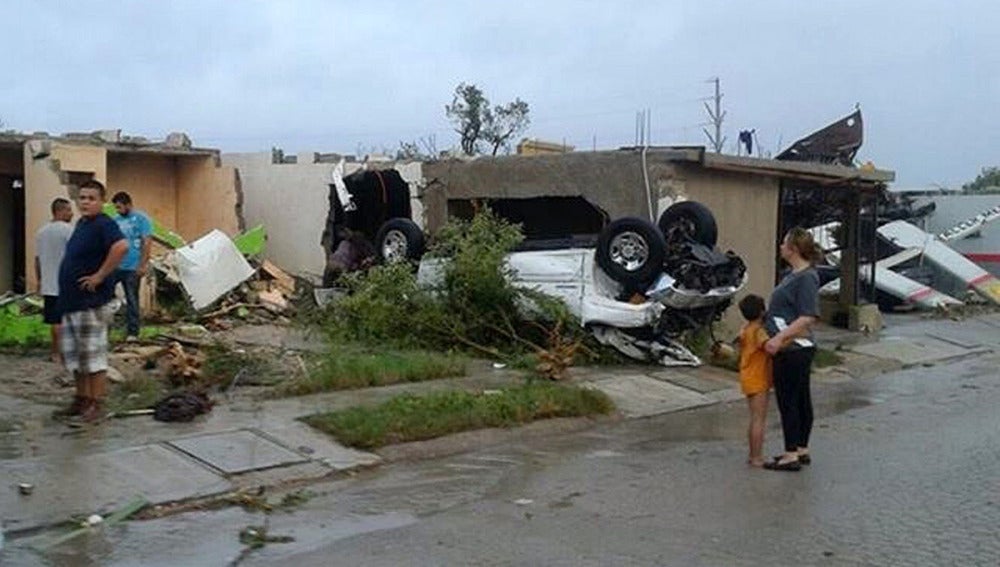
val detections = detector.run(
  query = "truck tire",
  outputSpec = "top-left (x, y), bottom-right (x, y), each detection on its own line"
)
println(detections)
top-left (376, 218), bottom-right (425, 264)
top-left (657, 201), bottom-right (718, 247)
top-left (596, 217), bottom-right (666, 287)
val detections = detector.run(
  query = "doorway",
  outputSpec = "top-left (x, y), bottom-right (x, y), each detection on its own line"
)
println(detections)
top-left (0, 175), bottom-right (25, 293)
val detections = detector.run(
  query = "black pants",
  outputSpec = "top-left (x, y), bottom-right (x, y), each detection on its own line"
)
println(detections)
top-left (773, 347), bottom-right (815, 452)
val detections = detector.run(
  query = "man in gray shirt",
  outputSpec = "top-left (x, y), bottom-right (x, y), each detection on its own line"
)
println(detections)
top-left (35, 198), bottom-right (74, 362)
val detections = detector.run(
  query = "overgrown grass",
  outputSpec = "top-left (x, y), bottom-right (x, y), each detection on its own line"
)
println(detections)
top-left (107, 374), bottom-right (166, 414)
top-left (302, 383), bottom-right (615, 449)
top-left (277, 346), bottom-right (467, 396)
top-left (813, 347), bottom-right (844, 369)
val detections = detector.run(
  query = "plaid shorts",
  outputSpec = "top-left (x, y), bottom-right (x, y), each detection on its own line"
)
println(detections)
top-left (61, 305), bottom-right (114, 374)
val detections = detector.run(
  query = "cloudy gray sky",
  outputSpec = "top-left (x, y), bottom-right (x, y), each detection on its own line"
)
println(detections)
top-left (3, 1), bottom-right (997, 186)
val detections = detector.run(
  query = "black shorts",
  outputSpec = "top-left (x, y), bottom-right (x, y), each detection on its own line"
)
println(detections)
top-left (43, 295), bottom-right (61, 325)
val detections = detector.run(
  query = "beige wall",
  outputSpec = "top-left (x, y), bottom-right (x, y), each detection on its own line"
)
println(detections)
top-left (23, 143), bottom-right (107, 291)
top-left (175, 155), bottom-right (241, 241)
top-left (107, 153), bottom-right (179, 233)
top-left (675, 165), bottom-right (780, 334)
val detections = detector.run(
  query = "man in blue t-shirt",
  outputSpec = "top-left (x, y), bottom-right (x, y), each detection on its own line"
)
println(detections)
top-left (111, 191), bottom-right (152, 341)
top-left (56, 179), bottom-right (127, 424)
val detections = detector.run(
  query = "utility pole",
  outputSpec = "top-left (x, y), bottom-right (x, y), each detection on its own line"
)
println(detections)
top-left (702, 77), bottom-right (726, 153)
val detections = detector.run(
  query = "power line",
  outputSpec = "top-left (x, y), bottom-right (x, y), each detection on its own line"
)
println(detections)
top-left (702, 77), bottom-right (726, 153)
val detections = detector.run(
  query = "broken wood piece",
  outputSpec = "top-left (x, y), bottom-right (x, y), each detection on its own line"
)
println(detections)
top-left (258, 289), bottom-right (289, 313)
top-left (197, 302), bottom-right (253, 322)
top-left (261, 260), bottom-right (296, 295)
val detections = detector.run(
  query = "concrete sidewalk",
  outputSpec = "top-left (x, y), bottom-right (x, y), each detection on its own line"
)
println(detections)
top-left (2, 311), bottom-right (998, 536)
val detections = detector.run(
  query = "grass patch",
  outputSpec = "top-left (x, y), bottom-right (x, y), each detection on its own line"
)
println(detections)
top-left (0, 304), bottom-right (49, 349)
top-left (278, 346), bottom-right (467, 396)
top-left (302, 383), bottom-right (615, 449)
top-left (107, 374), bottom-right (166, 414)
top-left (813, 347), bottom-right (844, 369)
top-left (109, 325), bottom-right (167, 343)
top-left (202, 343), bottom-right (277, 387)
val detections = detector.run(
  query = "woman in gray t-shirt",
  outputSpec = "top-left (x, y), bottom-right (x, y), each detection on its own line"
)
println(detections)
top-left (763, 228), bottom-right (822, 472)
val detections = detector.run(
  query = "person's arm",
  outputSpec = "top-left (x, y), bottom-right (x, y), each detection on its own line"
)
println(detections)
top-left (34, 257), bottom-right (42, 293)
top-left (765, 316), bottom-right (816, 354)
top-left (137, 214), bottom-right (152, 277)
top-left (765, 272), bottom-right (820, 354)
top-left (78, 239), bottom-right (127, 292)
top-left (138, 236), bottom-right (151, 277)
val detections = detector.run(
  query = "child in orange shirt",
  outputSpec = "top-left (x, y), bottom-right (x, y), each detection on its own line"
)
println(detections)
top-left (738, 294), bottom-right (772, 467)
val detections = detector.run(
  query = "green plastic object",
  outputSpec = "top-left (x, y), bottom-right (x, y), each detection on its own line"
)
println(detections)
top-left (102, 203), bottom-right (186, 249)
top-left (233, 224), bottom-right (267, 256)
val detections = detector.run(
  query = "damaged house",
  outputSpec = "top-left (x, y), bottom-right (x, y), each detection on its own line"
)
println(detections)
top-left (0, 130), bottom-right (243, 296)
top-left (420, 145), bottom-right (894, 331)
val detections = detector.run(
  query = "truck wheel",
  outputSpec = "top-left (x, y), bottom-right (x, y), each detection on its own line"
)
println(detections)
top-left (596, 217), bottom-right (666, 287)
top-left (658, 201), bottom-right (718, 247)
top-left (376, 218), bottom-right (425, 264)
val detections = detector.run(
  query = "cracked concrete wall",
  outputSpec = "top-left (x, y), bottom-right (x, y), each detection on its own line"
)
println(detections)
top-left (224, 153), bottom-right (424, 279)
top-left (175, 155), bottom-right (242, 241)
top-left (23, 143), bottom-right (106, 291)
top-left (422, 151), bottom-right (661, 231)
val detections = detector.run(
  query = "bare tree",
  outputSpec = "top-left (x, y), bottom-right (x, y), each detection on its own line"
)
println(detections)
top-left (396, 134), bottom-right (439, 161)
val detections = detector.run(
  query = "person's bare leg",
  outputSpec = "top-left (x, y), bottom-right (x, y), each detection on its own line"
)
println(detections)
top-left (747, 392), bottom-right (768, 466)
top-left (80, 371), bottom-right (108, 422)
top-left (50, 325), bottom-right (62, 363)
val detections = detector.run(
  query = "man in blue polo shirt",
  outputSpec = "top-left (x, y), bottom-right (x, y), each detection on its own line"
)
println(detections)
top-left (110, 191), bottom-right (152, 341)
top-left (56, 180), bottom-right (127, 424)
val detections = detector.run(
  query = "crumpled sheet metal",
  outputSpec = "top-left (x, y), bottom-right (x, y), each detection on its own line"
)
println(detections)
top-left (590, 325), bottom-right (701, 367)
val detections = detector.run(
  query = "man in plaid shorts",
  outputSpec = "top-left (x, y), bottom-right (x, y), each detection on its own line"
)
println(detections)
top-left (55, 179), bottom-right (127, 424)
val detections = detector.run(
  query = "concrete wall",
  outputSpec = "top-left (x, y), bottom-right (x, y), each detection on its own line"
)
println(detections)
top-left (23, 143), bottom-right (106, 291)
top-left (422, 151), bottom-right (656, 232)
top-left (175, 155), bottom-right (241, 241)
top-left (224, 152), bottom-right (424, 279)
top-left (107, 153), bottom-right (179, 232)
top-left (223, 152), bottom-right (335, 279)
top-left (675, 164), bottom-right (781, 332)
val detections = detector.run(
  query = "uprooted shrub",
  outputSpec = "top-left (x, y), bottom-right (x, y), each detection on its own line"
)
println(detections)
top-left (318, 209), bottom-right (602, 377)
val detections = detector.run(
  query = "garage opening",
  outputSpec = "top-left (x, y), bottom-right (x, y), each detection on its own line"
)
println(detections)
top-left (447, 196), bottom-right (609, 250)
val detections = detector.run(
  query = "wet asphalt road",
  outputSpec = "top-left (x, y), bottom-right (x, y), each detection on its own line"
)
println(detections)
top-left (6, 352), bottom-right (1000, 566)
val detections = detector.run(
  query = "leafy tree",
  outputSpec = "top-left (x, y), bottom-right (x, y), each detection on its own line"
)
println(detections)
top-left (962, 166), bottom-right (1000, 193)
top-left (445, 83), bottom-right (530, 156)
top-left (483, 98), bottom-right (530, 156)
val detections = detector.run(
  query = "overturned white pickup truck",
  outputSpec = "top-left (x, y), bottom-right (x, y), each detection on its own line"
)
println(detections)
top-left (402, 201), bottom-right (747, 366)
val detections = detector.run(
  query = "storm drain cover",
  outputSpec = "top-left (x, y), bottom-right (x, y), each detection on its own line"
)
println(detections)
top-left (169, 430), bottom-right (308, 474)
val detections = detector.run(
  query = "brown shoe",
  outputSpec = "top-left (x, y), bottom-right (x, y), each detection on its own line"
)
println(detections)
top-left (52, 396), bottom-right (88, 420)
top-left (67, 399), bottom-right (108, 426)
